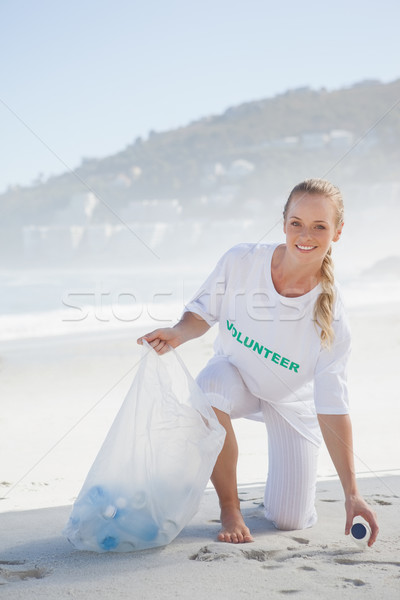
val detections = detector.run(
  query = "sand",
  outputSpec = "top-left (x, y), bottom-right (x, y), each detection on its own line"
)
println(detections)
top-left (1, 477), bottom-right (399, 599)
top-left (0, 303), bottom-right (399, 598)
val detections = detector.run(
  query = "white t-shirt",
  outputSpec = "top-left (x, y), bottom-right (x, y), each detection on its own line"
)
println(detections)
top-left (185, 243), bottom-right (351, 445)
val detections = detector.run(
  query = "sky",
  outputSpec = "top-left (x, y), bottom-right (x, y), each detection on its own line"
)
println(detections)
top-left (1, 0), bottom-right (400, 193)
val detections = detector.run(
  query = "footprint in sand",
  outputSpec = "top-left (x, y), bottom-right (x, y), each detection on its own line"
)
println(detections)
top-left (241, 548), bottom-right (279, 562)
top-left (189, 545), bottom-right (236, 562)
top-left (0, 562), bottom-right (49, 584)
top-left (335, 557), bottom-right (400, 567)
top-left (189, 545), bottom-right (278, 563)
top-left (320, 498), bottom-right (339, 502)
top-left (291, 537), bottom-right (309, 545)
top-left (342, 578), bottom-right (366, 587)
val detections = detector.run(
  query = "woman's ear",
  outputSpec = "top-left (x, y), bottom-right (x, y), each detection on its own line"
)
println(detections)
top-left (333, 222), bottom-right (344, 243)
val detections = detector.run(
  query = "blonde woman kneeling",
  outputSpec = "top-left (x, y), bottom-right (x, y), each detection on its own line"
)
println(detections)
top-left (138, 179), bottom-right (379, 546)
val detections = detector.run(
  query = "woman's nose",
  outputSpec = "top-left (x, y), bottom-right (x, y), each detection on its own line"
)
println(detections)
top-left (299, 227), bottom-right (313, 240)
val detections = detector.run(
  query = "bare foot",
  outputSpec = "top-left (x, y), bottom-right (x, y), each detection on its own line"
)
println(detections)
top-left (217, 506), bottom-right (254, 543)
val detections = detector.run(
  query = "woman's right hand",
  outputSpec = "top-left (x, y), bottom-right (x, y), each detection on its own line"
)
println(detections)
top-left (137, 327), bottom-right (182, 355)
top-left (137, 312), bottom-right (210, 355)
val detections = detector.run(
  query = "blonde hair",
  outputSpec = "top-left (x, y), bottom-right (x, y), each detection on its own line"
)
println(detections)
top-left (283, 178), bottom-right (344, 349)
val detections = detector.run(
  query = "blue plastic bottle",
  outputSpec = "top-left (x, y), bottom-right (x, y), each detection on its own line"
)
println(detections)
top-left (78, 486), bottom-right (120, 551)
top-left (98, 533), bottom-right (119, 551)
top-left (116, 506), bottom-right (159, 542)
top-left (77, 487), bottom-right (159, 550)
top-left (87, 486), bottom-right (108, 505)
top-left (351, 522), bottom-right (371, 548)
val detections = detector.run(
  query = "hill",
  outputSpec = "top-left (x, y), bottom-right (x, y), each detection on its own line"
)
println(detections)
top-left (1, 79), bottom-right (400, 266)
top-left (2, 79), bottom-right (400, 224)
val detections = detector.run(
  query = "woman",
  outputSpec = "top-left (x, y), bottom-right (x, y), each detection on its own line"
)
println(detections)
top-left (137, 178), bottom-right (379, 546)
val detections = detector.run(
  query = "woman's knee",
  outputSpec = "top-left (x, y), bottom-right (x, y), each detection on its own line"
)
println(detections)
top-left (265, 507), bottom-right (317, 531)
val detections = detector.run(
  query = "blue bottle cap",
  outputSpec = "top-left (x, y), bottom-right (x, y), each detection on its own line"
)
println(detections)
top-left (351, 523), bottom-right (367, 540)
top-left (99, 535), bottom-right (119, 551)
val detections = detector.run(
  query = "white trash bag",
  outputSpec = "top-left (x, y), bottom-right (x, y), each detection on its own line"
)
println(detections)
top-left (63, 342), bottom-right (225, 552)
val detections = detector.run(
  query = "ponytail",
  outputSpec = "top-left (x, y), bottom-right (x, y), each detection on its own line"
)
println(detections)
top-left (314, 246), bottom-right (335, 348)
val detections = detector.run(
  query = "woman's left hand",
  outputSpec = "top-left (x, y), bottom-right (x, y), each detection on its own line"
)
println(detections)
top-left (345, 493), bottom-right (379, 546)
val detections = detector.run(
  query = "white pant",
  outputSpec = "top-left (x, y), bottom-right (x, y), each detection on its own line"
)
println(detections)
top-left (196, 357), bottom-right (319, 531)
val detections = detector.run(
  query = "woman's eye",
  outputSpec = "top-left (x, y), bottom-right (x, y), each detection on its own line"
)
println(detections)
top-left (315, 225), bottom-right (326, 230)
top-left (290, 221), bottom-right (300, 227)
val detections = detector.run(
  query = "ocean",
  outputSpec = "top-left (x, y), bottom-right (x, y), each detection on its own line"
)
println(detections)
top-left (1, 263), bottom-right (399, 344)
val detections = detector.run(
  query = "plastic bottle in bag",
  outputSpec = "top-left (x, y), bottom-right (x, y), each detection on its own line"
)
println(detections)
top-left (75, 486), bottom-right (159, 551)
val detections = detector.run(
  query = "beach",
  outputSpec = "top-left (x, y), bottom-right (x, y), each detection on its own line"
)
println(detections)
top-left (0, 285), bottom-right (399, 598)
top-left (1, 476), bottom-right (399, 599)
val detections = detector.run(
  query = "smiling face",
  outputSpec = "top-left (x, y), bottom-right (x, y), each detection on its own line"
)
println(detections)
top-left (283, 192), bottom-right (343, 265)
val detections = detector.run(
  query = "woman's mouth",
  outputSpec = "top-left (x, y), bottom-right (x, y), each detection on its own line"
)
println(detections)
top-left (296, 244), bottom-right (316, 252)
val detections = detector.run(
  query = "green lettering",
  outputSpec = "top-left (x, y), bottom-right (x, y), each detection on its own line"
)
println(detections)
top-left (253, 342), bottom-right (264, 355)
top-left (271, 352), bottom-right (281, 364)
top-left (226, 321), bottom-right (299, 374)
top-left (244, 337), bottom-right (254, 348)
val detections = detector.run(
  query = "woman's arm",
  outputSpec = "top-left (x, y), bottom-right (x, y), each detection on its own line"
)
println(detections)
top-left (317, 413), bottom-right (379, 546)
top-left (137, 311), bottom-right (210, 354)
